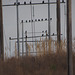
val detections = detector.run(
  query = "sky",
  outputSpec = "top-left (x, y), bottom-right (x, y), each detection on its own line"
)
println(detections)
top-left (2, 0), bottom-right (75, 57)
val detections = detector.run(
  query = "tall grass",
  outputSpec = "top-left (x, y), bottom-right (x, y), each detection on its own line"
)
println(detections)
top-left (13, 38), bottom-right (68, 57)
top-left (1, 39), bottom-right (75, 75)
top-left (15, 42), bottom-right (18, 58)
top-left (0, 53), bottom-right (75, 75)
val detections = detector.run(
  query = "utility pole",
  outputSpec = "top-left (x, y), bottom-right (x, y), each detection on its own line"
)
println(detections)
top-left (67, 0), bottom-right (73, 75)
top-left (57, 0), bottom-right (61, 50)
top-left (45, 30), bottom-right (47, 51)
top-left (25, 31), bottom-right (28, 56)
top-left (0, 0), bottom-right (4, 60)
top-left (9, 37), bottom-right (11, 58)
top-left (48, 0), bottom-right (51, 40)
top-left (16, 0), bottom-right (20, 57)
top-left (22, 20), bottom-right (24, 57)
top-left (30, 0), bottom-right (34, 52)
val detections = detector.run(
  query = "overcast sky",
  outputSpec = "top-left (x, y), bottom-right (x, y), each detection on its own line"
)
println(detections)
top-left (2, 0), bottom-right (75, 56)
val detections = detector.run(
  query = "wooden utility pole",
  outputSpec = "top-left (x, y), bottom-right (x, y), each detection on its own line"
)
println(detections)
top-left (45, 30), bottom-right (47, 51)
top-left (48, 0), bottom-right (51, 40)
top-left (57, 0), bottom-right (61, 50)
top-left (22, 20), bottom-right (24, 57)
top-left (67, 0), bottom-right (73, 75)
top-left (0, 0), bottom-right (4, 60)
top-left (16, 0), bottom-right (20, 57)
top-left (25, 31), bottom-right (28, 56)
top-left (9, 37), bottom-right (11, 58)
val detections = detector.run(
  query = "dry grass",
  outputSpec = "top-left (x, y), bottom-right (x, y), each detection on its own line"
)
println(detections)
top-left (0, 52), bottom-right (75, 75)
top-left (2, 39), bottom-right (75, 75)
top-left (0, 53), bottom-right (67, 75)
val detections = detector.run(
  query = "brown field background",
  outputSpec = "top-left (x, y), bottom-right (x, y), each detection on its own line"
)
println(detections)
top-left (1, 39), bottom-right (75, 75)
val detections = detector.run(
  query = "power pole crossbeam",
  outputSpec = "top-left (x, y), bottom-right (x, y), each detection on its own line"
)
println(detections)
top-left (2, 2), bottom-right (65, 7)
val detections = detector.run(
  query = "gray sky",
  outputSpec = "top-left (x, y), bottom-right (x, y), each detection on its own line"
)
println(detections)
top-left (2, 0), bottom-right (75, 56)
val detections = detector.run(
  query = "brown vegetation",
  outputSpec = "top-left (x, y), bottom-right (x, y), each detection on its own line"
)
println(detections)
top-left (0, 52), bottom-right (75, 75)
top-left (2, 39), bottom-right (75, 75)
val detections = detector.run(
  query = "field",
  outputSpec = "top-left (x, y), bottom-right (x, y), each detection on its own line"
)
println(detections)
top-left (0, 53), bottom-right (75, 75)
top-left (1, 40), bottom-right (75, 75)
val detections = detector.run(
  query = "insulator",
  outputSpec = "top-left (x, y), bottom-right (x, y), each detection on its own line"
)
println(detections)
top-left (41, 19), bottom-right (43, 21)
top-left (30, 1), bottom-right (31, 4)
top-left (14, 2), bottom-right (16, 5)
top-left (21, 20), bottom-right (23, 23)
top-left (26, 36), bottom-right (27, 38)
top-left (62, 0), bottom-right (64, 3)
top-left (42, 31), bottom-right (44, 33)
top-left (45, 30), bottom-right (47, 33)
top-left (53, 33), bottom-right (54, 36)
top-left (35, 19), bottom-right (37, 21)
top-left (26, 20), bottom-right (27, 23)
top-left (38, 19), bottom-right (40, 21)
top-left (18, 2), bottom-right (20, 5)
top-left (9, 37), bottom-right (11, 40)
top-left (45, 18), bottom-right (47, 21)
top-left (32, 20), bottom-right (33, 22)
top-left (42, 34), bottom-right (44, 36)
top-left (42, 1), bottom-right (44, 4)
top-left (24, 2), bottom-right (26, 4)
top-left (29, 20), bottom-right (31, 22)
top-left (50, 18), bottom-right (52, 20)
